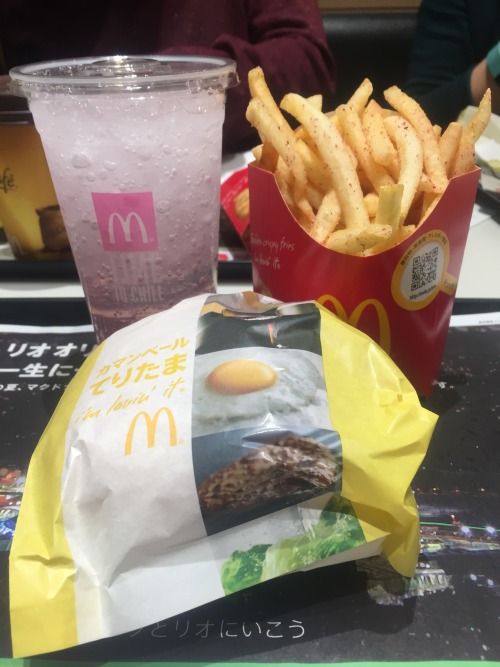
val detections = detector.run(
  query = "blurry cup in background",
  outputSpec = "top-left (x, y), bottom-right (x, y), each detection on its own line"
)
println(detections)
top-left (0, 94), bottom-right (71, 260)
top-left (9, 55), bottom-right (238, 342)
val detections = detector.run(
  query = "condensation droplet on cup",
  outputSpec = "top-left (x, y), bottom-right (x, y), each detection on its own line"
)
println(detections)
top-left (103, 161), bottom-right (117, 171)
top-left (71, 154), bottom-right (91, 169)
top-left (156, 200), bottom-right (170, 213)
top-left (86, 172), bottom-right (96, 182)
top-left (134, 148), bottom-right (152, 162)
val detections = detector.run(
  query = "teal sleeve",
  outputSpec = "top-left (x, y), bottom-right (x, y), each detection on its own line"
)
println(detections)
top-left (404, 0), bottom-right (498, 126)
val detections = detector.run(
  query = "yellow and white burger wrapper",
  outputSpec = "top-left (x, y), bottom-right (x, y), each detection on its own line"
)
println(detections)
top-left (9, 292), bottom-right (437, 657)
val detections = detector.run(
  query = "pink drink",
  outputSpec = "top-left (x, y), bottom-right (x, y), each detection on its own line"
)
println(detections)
top-left (10, 56), bottom-right (238, 341)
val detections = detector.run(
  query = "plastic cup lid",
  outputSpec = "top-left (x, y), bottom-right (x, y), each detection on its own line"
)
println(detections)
top-left (9, 54), bottom-right (239, 97)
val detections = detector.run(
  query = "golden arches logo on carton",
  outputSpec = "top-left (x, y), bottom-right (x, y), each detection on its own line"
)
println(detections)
top-left (124, 406), bottom-right (178, 456)
top-left (317, 295), bottom-right (391, 354)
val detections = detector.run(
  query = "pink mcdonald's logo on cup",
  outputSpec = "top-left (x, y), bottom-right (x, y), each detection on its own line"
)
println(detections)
top-left (92, 191), bottom-right (158, 251)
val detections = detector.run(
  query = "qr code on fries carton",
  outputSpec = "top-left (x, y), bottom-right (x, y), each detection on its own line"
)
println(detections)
top-left (245, 68), bottom-right (490, 396)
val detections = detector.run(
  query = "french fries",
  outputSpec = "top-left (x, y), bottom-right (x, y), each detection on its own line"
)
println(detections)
top-left (246, 67), bottom-right (491, 255)
top-left (363, 99), bottom-right (398, 168)
top-left (280, 92), bottom-right (371, 234)
top-left (383, 114), bottom-right (423, 224)
top-left (451, 88), bottom-right (492, 177)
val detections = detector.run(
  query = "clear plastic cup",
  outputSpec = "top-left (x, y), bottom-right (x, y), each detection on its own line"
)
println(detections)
top-left (10, 55), bottom-right (238, 341)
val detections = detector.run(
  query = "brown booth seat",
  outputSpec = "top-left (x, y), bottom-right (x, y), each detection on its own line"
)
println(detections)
top-left (321, 11), bottom-right (418, 106)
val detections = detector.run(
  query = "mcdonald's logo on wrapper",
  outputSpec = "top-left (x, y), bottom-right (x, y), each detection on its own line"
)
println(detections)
top-left (124, 406), bottom-right (178, 456)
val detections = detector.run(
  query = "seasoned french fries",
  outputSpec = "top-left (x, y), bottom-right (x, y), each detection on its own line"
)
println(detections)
top-left (383, 85), bottom-right (449, 194)
top-left (451, 88), bottom-right (492, 177)
top-left (280, 92), bottom-right (371, 231)
top-left (246, 67), bottom-right (492, 256)
top-left (363, 99), bottom-right (398, 168)
top-left (383, 114), bottom-right (423, 224)
top-left (336, 102), bottom-right (394, 194)
top-left (439, 122), bottom-right (463, 176)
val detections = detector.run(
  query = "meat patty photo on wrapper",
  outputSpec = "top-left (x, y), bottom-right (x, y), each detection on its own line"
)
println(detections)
top-left (195, 428), bottom-right (342, 535)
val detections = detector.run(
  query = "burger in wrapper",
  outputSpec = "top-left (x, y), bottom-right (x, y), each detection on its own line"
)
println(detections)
top-left (9, 292), bottom-right (437, 657)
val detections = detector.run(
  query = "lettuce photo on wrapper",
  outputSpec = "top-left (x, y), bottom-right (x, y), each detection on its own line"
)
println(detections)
top-left (220, 496), bottom-right (365, 595)
top-left (221, 543), bottom-right (271, 595)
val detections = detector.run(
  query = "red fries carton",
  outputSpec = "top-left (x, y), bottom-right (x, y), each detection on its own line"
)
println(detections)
top-left (220, 167), bottom-right (251, 249)
top-left (249, 164), bottom-right (480, 396)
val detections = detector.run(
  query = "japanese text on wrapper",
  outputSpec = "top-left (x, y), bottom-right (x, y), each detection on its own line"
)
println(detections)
top-left (75, 336), bottom-right (192, 457)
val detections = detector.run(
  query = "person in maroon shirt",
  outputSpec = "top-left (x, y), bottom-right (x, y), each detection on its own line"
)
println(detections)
top-left (0, 0), bottom-right (337, 153)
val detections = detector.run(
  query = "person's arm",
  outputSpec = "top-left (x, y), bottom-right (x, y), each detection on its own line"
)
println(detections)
top-left (471, 44), bottom-right (500, 114)
top-left (404, 0), bottom-right (476, 127)
top-left (216, 0), bottom-right (337, 152)
top-left (160, 0), bottom-right (337, 153)
top-left (404, 0), bottom-right (500, 127)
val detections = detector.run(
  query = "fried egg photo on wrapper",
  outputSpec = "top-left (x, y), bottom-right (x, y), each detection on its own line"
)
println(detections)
top-left (192, 347), bottom-right (330, 437)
